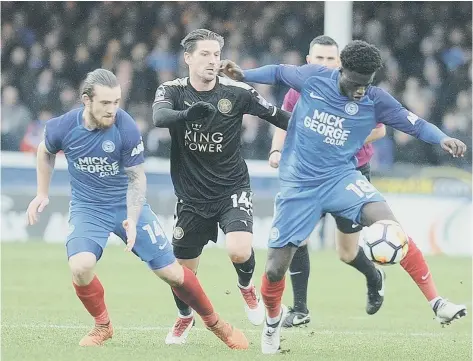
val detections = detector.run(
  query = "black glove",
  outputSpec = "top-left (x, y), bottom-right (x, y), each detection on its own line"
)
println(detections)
top-left (183, 101), bottom-right (217, 122)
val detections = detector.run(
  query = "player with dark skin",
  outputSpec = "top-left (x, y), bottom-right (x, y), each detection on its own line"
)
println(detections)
top-left (221, 40), bottom-right (467, 354)
top-left (269, 35), bottom-right (387, 328)
top-left (221, 48), bottom-right (466, 285)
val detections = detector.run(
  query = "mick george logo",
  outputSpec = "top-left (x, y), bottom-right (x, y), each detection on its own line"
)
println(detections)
top-left (74, 157), bottom-right (119, 178)
top-left (184, 130), bottom-right (224, 153)
top-left (304, 109), bottom-right (351, 146)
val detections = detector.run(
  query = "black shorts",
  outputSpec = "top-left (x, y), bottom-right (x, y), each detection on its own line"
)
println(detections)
top-left (334, 163), bottom-right (371, 234)
top-left (172, 187), bottom-right (253, 259)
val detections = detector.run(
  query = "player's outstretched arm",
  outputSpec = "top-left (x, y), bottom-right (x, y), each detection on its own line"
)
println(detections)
top-left (262, 108), bottom-right (291, 131)
top-left (375, 88), bottom-right (467, 158)
top-left (220, 60), bottom-right (322, 93)
top-left (26, 141), bottom-right (55, 225)
top-left (122, 163), bottom-right (147, 252)
top-left (244, 87), bottom-right (290, 130)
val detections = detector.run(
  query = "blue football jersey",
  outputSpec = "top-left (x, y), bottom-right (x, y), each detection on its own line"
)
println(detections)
top-left (44, 108), bottom-right (145, 205)
top-left (243, 64), bottom-right (447, 186)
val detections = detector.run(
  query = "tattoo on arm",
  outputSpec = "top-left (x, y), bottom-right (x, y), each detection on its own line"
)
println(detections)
top-left (124, 164), bottom-right (147, 223)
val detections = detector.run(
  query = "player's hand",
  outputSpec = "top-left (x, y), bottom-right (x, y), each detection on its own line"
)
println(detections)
top-left (26, 194), bottom-right (50, 225)
top-left (184, 101), bottom-right (217, 122)
top-left (269, 151), bottom-right (281, 168)
top-left (122, 219), bottom-right (137, 252)
top-left (219, 60), bottom-right (244, 81)
top-left (440, 137), bottom-right (467, 158)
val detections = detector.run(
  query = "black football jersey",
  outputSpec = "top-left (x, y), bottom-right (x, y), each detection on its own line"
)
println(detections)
top-left (153, 76), bottom-right (279, 203)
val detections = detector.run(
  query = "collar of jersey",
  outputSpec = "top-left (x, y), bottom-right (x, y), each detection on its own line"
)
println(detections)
top-left (187, 76), bottom-right (219, 94)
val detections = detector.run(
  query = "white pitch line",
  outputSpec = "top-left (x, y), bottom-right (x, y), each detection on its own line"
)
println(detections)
top-left (2, 324), bottom-right (468, 338)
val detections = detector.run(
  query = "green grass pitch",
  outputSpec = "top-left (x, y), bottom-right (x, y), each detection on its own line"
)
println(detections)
top-left (2, 243), bottom-right (471, 361)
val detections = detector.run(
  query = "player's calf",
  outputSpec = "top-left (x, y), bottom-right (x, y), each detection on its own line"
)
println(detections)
top-left (359, 202), bottom-right (401, 315)
top-left (228, 245), bottom-right (254, 287)
top-left (161, 264), bottom-right (248, 348)
top-left (261, 247), bottom-right (294, 334)
top-left (226, 232), bottom-right (265, 325)
top-left (153, 261), bottom-right (196, 344)
top-left (69, 245), bottom-right (112, 346)
top-left (229, 247), bottom-right (265, 325)
top-left (335, 230), bottom-right (360, 263)
top-left (287, 244), bottom-right (310, 313)
top-left (261, 251), bottom-right (291, 354)
top-left (284, 243), bottom-right (311, 328)
top-left (399, 238), bottom-right (467, 324)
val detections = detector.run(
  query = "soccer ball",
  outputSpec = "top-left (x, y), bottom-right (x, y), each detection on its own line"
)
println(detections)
top-left (362, 220), bottom-right (409, 265)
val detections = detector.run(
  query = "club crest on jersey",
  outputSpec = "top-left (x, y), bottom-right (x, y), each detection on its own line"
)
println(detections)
top-left (217, 98), bottom-right (232, 114)
top-left (173, 226), bottom-right (184, 240)
top-left (344, 102), bottom-right (359, 116)
top-left (269, 227), bottom-right (280, 241)
top-left (102, 140), bottom-right (115, 153)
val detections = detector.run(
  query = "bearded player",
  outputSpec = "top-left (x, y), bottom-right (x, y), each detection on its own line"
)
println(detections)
top-left (26, 68), bottom-right (248, 350)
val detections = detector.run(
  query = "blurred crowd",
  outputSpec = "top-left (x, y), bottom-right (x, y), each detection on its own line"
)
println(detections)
top-left (1, 2), bottom-right (471, 169)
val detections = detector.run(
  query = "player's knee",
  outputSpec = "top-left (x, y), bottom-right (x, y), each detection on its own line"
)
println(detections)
top-left (265, 247), bottom-right (294, 282)
top-left (265, 258), bottom-right (286, 282)
top-left (226, 231), bottom-right (252, 263)
top-left (228, 248), bottom-right (252, 264)
top-left (265, 265), bottom-right (285, 283)
top-left (153, 261), bottom-right (185, 287)
top-left (68, 252), bottom-right (97, 285)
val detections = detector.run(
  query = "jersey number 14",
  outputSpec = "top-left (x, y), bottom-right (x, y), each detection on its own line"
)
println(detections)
top-left (231, 191), bottom-right (253, 216)
top-left (142, 220), bottom-right (164, 244)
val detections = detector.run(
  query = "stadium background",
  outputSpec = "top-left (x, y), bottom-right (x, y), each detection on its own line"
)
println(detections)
top-left (1, 2), bottom-right (472, 361)
top-left (1, 1), bottom-right (471, 254)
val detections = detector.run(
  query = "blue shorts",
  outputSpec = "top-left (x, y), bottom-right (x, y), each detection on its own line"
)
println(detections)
top-left (269, 170), bottom-right (385, 248)
top-left (66, 203), bottom-right (175, 270)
